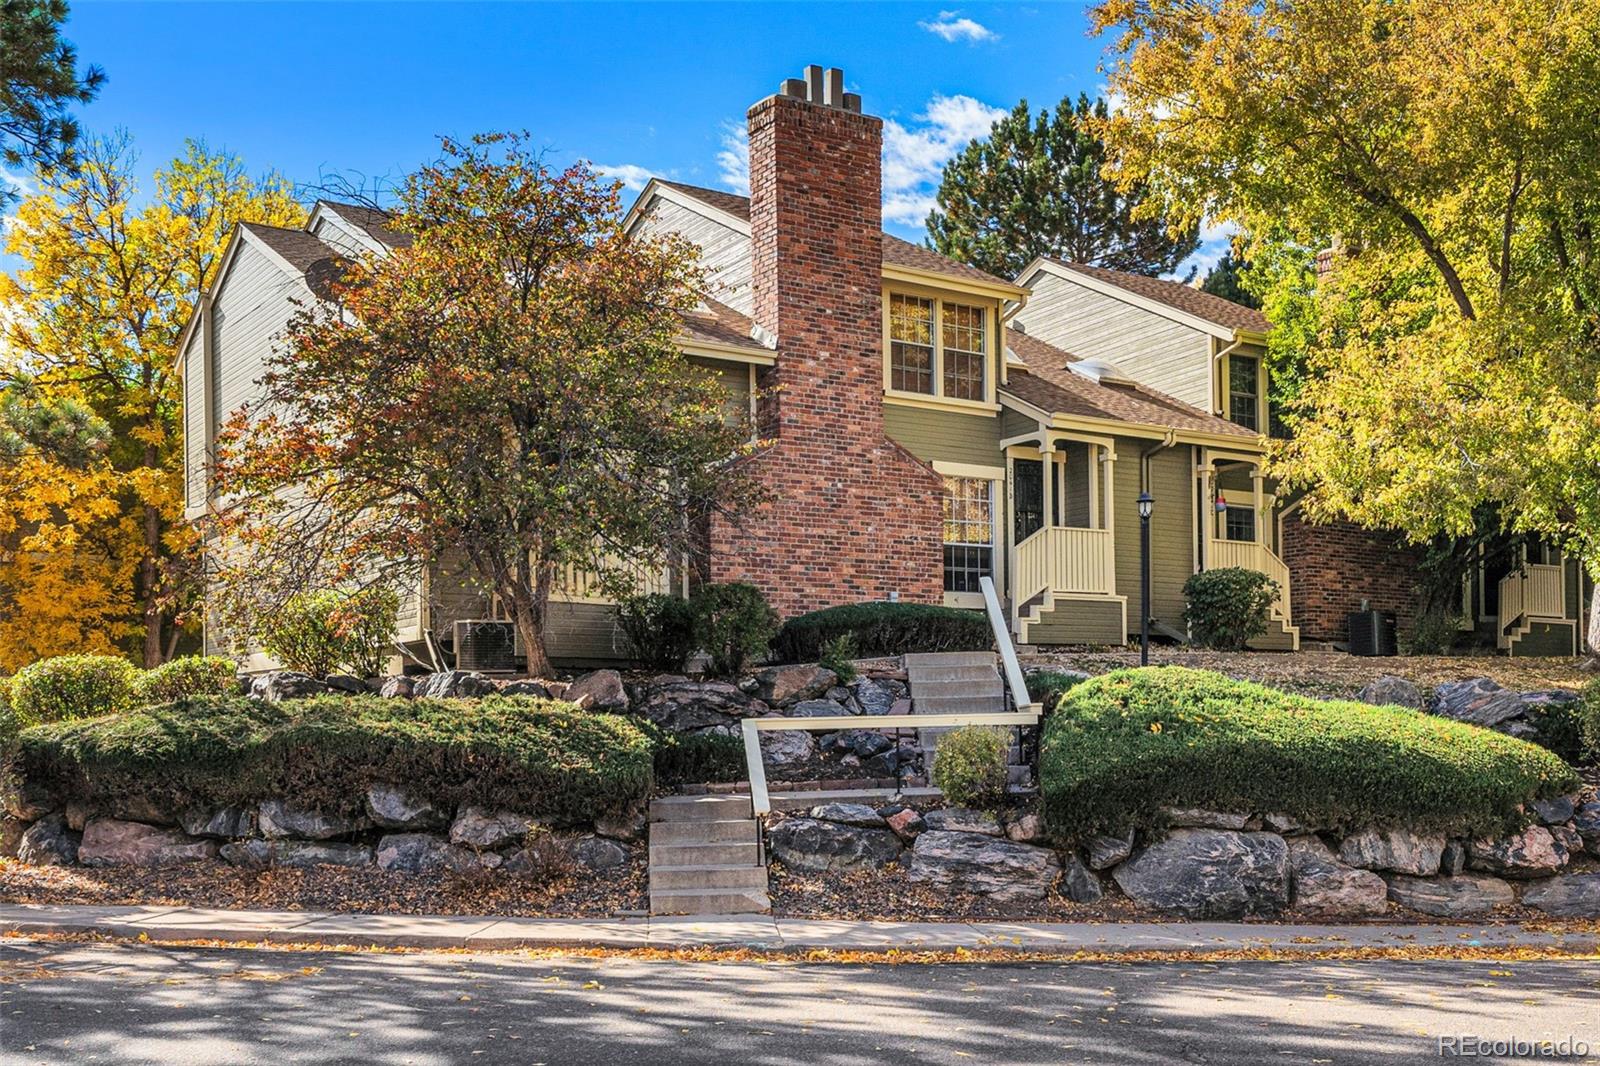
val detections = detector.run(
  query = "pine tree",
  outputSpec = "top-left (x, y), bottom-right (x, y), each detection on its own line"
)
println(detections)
top-left (1200, 250), bottom-right (1260, 308)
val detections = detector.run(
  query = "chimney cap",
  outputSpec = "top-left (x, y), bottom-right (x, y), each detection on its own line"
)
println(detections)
top-left (778, 65), bottom-right (861, 112)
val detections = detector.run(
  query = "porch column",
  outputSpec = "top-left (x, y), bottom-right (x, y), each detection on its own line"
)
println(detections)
top-left (1041, 438), bottom-right (1056, 530)
top-left (1251, 468), bottom-right (1266, 547)
top-left (1089, 445), bottom-right (1102, 528)
top-left (1101, 448), bottom-right (1116, 538)
top-left (1197, 453), bottom-right (1214, 568)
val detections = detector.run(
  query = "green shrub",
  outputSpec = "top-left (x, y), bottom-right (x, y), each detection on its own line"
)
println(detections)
top-left (616, 592), bottom-right (697, 671)
top-left (932, 725), bottom-right (1010, 809)
top-left (134, 656), bottom-right (240, 705)
top-left (690, 582), bottom-right (777, 677)
top-left (1182, 568), bottom-right (1277, 650)
top-left (1580, 679), bottom-right (1600, 764)
top-left (772, 602), bottom-right (992, 662)
top-left (818, 634), bottom-right (859, 684)
top-left (1026, 669), bottom-right (1087, 714)
top-left (262, 587), bottom-right (400, 678)
top-left (651, 729), bottom-right (747, 786)
top-left (1403, 610), bottom-right (1461, 656)
top-left (10, 655), bottom-right (139, 723)
top-left (1039, 667), bottom-right (1579, 840)
top-left (17, 694), bottom-right (654, 825)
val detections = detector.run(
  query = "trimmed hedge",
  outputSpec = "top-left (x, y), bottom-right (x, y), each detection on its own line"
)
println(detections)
top-left (16, 694), bottom-right (654, 826)
top-left (772, 602), bottom-right (992, 662)
top-left (1182, 568), bottom-right (1276, 650)
top-left (651, 728), bottom-right (747, 786)
top-left (1040, 667), bottom-right (1578, 840)
top-left (10, 655), bottom-right (139, 723)
top-left (134, 656), bottom-right (240, 705)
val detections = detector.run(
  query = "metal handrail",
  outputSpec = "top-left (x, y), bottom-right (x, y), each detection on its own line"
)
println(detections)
top-left (982, 574), bottom-right (1041, 718)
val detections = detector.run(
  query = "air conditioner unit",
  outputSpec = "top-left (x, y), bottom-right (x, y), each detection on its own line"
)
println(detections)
top-left (453, 619), bottom-right (521, 673)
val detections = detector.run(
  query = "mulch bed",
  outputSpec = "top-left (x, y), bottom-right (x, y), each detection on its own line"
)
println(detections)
top-left (0, 855), bottom-right (648, 918)
top-left (1037, 647), bottom-right (1591, 700)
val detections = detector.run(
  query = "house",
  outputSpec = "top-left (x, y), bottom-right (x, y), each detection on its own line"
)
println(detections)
top-left (181, 64), bottom-right (1309, 669)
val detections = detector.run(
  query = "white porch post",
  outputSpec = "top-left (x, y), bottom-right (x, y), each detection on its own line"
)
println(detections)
top-left (1251, 468), bottom-right (1266, 549)
top-left (1041, 438), bottom-right (1056, 530)
top-left (1198, 450), bottom-right (1214, 568)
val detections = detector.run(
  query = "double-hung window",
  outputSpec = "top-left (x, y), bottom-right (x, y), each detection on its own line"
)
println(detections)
top-left (1225, 504), bottom-right (1256, 543)
top-left (942, 303), bottom-right (986, 400)
top-left (887, 293), bottom-right (988, 403)
top-left (889, 294), bottom-right (935, 394)
top-left (941, 476), bottom-right (995, 593)
top-left (1227, 354), bottom-right (1260, 432)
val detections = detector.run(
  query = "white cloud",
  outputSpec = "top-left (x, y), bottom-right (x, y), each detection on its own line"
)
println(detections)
top-left (1171, 218), bottom-right (1238, 282)
top-left (715, 120), bottom-right (749, 195)
top-left (919, 10), bottom-right (998, 43)
top-left (881, 94), bottom-right (1007, 224)
top-left (589, 162), bottom-right (658, 192)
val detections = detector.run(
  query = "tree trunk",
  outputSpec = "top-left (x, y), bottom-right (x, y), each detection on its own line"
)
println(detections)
top-left (504, 554), bottom-right (554, 680)
top-left (1587, 579), bottom-right (1600, 658)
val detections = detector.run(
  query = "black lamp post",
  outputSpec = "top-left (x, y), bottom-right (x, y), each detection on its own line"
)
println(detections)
top-left (1137, 490), bottom-right (1154, 666)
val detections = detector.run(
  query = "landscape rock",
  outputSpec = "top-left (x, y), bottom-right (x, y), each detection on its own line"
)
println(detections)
top-left (1521, 873), bottom-right (1600, 918)
top-left (1550, 824), bottom-right (1584, 859)
top-left (1161, 807), bottom-right (1251, 831)
top-left (636, 678), bottom-right (767, 732)
top-left (821, 729), bottom-right (894, 758)
top-left (449, 806), bottom-right (532, 849)
top-left (1468, 825), bottom-right (1566, 878)
top-left (258, 799), bottom-right (368, 840)
top-left (63, 801), bottom-right (92, 831)
top-left (1263, 812), bottom-right (1303, 834)
top-left (922, 808), bottom-right (1003, 836)
top-left (907, 831), bottom-right (1061, 903)
top-left (378, 675), bottom-right (415, 699)
top-left (499, 679), bottom-right (550, 698)
top-left (849, 677), bottom-right (906, 717)
top-left (179, 806), bottom-right (252, 839)
top-left (1087, 831), bottom-right (1134, 870)
top-left (768, 817), bottom-right (902, 872)
top-left (1113, 829), bottom-right (1290, 919)
top-left (79, 818), bottom-right (215, 866)
top-left (1338, 827), bottom-right (1446, 876)
top-left (1386, 873), bottom-right (1514, 917)
top-left (565, 669), bottom-right (629, 712)
top-left (110, 794), bottom-right (177, 827)
top-left (375, 833), bottom-right (483, 873)
top-left (1440, 840), bottom-right (1469, 876)
top-left (809, 803), bottom-right (887, 829)
top-left (753, 665), bottom-right (836, 706)
top-left (1288, 837), bottom-right (1388, 917)
top-left (1574, 802), bottom-right (1600, 856)
top-left (365, 784), bottom-right (447, 831)
top-left (1006, 812), bottom-right (1047, 844)
top-left (2, 780), bottom-right (56, 822)
top-left (17, 813), bottom-right (79, 866)
top-left (219, 839), bottom-right (273, 867)
top-left (1530, 794), bottom-right (1578, 826)
top-left (0, 816), bottom-right (24, 858)
top-left (1060, 855), bottom-right (1103, 903)
top-left (249, 671), bottom-right (333, 702)
top-left (1428, 680), bottom-right (1581, 748)
top-left (758, 724), bottom-right (817, 766)
top-left (324, 674), bottom-right (368, 695)
top-left (574, 835), bottom-right (628, 871)
top-left (413, 670), bottom-right (499, 699)
top-left (884, 808), bottom-right (926, 841)
top-left (788, 698), bottom-right (854, 718)
top-left (1357, 675), bottom-right (1425, 709)
top-left (271, 840), bottom-right (373, 868)
top-left (594, 808), bottom-right (647, 842)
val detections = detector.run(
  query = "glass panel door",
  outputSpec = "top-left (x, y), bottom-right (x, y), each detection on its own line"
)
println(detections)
top-left (1013, 458), bottom-right (1044, 543)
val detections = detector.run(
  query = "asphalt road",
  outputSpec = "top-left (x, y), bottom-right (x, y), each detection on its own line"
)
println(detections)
top-left (2, 939), bottom-right (1598, 1065)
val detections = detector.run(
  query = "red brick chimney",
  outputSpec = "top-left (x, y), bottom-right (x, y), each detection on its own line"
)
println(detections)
top-left (707, 66), bottom-right (944, 616)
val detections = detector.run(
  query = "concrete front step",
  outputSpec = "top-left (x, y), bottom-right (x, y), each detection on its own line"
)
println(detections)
top-left (905, 664), bottom-right (1003, 683)
top-left (904, 651), bottom-right (997, 669)
top-left (911, 678), bottom-right (1006, 697)
top-left (649, 818), bottom-right (758, 845)
top-left (648, 841), bottom-right (762, 867)
top-left (649, 887), bottom-right (770, 916)
top-left (913, 694), bottom-right (1009, 715)
top-left (649, 864), bottom-right (770, 891)
top-left (649, 794), bottom-right (753, 822)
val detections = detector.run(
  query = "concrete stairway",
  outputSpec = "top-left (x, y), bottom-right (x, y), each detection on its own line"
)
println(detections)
top-left (903, 651), bottom-right (1027, 785)
top-left (647, 794), bottom-right (769, 916)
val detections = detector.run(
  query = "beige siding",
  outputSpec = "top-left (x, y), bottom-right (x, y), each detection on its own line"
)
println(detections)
top-left (547, 601), bottom-right (629, 664)
top-left (1112, 439), bottom-right (1195, 635)
top-left (182, 325), bottom-right (206, 508)
top-left (1028, 598), bottom-right (1124, 645)
top-left (691, 356), bottom-right (753, 430)
top-left (309, 214), bottom-right (370, 258)
top-left (883, 405), bottom-right (1002, 467)
top-left (634, 198), bottom-right (752, 316)
top-left (211, 239), bottom-right (312, 429)
top-left (1014, 271), bottom-right (1213, 409)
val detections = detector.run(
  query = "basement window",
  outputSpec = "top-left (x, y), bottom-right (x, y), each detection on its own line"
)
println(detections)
top-left (942, 476), bottom-right (995, 593)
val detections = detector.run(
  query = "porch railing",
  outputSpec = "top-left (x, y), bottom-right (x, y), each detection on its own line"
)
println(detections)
top-left (1014, 526), bottom-right (1116, 608)
top-left (1208, 538), bottom-right (1293, 623)
top-left (551, 559), bottom-right (673, 604)
top-left (1497, 563), bottom-right (1565, 648)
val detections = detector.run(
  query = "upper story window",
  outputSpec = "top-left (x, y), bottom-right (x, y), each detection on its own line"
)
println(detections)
top-left (1227, 354), bottom-right (1260, 432)
top-left (886, 292), bottom-right (988, 404)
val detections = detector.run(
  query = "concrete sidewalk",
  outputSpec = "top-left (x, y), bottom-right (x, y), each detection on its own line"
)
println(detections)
top-left (2, 902), bottom-right (1596, 955)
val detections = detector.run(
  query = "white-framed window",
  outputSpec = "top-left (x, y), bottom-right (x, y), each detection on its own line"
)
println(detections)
top-left (1227, 354), bottom-right (1260, 432)
top-left (942, 476), bottom-right (995, 593)
top-left (1225, 504), bottom-right (1256, 543)
top-left (886, 292), bottom-right (988, 403)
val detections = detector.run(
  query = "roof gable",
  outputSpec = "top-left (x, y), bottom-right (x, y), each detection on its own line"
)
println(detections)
top-left (1020, 258), bottom-right (1270, 338)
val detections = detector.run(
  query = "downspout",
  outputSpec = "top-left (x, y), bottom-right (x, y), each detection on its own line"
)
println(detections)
top-left (1212, 335), bottom-right (1244, 417)
top-left (1140, 429), bottom-right (1179, 493)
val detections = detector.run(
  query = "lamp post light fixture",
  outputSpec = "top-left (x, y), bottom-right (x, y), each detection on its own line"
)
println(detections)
top-left (1137, 490), bottom-right (1154, 666)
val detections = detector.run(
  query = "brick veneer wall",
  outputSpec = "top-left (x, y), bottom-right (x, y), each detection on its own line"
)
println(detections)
top-left (706, 89), bottom-right (945, 618)
top-left (1280, 512), bottom-right (1424, 642)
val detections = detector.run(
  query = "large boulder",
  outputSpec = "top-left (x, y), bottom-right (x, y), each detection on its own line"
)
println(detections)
top-left (1467, 825), bottom-right (1567, 878)
top-left (1338, 827), bottom-right (1446, 876)
top-left (636, 678), bottom-right (768, 732)
top-left (885, 808), bottom-right (926, 841)
top-left (1288, 837), bottom-right (1388, 917)
top-left (500, 678), bottom-right (551, 698)
top-left (1113, 829), bottom-right (1290, 919)
top-left (249, 671), bottom-right (333, 702)
top-left (922, 808), bottom-right (1003, 836)
top-left (378, 675), bottom-right (415, 699)
top-left (1573, 802), bottom-right (1600, 857)
top-left (1386, 873), bottom-right (1514, 917)
top-left (0, 816), bottom-right (24, 858)
top-left (109, 794), bottom-right (177, 827)
top-left (565, 669), bottom-right (629, 712)
top-left (449, 806), bottom-right (531, 849)
top-left (219, 839), bottom-right (273, 867)
top-left (179, 806), bottom-right (252, 839)
top-left (1530, 794), bottom-right (1578, 826)
top-left (1522, 873), bottom-right (1600, 918)
top-left (848, 677), bottom-right (906, 717)
top-left (1086, 831), bottom-right (1134, 871)
top-left (375, 832), bottom-right (481, 873)
top-left (1006, 812), bottom-right (1047, 844)
top-left (788, 698), bottom-right (855, 718)
top-left (808, 803), bottom-right (887, 829)
top-left (271, 840), bottom-right (373, 868)
top-left (594, 808), bottom-right (647, 842)
top-left (906, 831), bottom-right (1061, 903)
top-left (258, 799), bottom-right (368, 840)
top-left (365, 785), bottom-right (447, 831)
top-left (1161, 807), bottom-right (1251, 831)
top-left (413, 670), bottom-right (498, 699)
top-left (1357, 675), bottom-right (1425, 709)
top-left (79, 819), bottom-right (215, 866)
top-left (759, 723), bottom-right (817, 766)
top-left (1428, 678), bottom-right (1580, 746)
top-left (1060, 855), bottom-right (1103, 903)
top-left (574, 835), bottom-right (628, 871)
top-left (753, 665), bottom-right (837, 706)
top-left (3, 781), bottom-right (57, 822)
top-left (768, 817), bottom-right (902, 872)
top-left (17, 813), bottom-right (79, 866)
top-left (820, 729), bottom-right (894, 758)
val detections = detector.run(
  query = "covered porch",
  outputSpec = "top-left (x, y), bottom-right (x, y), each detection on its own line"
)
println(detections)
top-left (1198, 448), bottom-right (1298, 649)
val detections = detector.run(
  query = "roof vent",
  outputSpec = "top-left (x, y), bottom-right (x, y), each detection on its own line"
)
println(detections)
top-left (779, 65), bottom-right (861, 113)
top-left (1068, 358), bottom-right (1138, 386)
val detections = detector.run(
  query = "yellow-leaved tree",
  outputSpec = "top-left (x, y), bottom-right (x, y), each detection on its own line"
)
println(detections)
top-left (0, 134), bottom-right (302, 668)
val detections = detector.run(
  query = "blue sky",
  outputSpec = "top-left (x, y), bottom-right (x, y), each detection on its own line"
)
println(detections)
top-left (8, 2), bottom-right (1227, 276)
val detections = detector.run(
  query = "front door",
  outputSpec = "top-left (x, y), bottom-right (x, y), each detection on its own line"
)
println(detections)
top-left (1013, 458), bottom-right (1044, 544)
